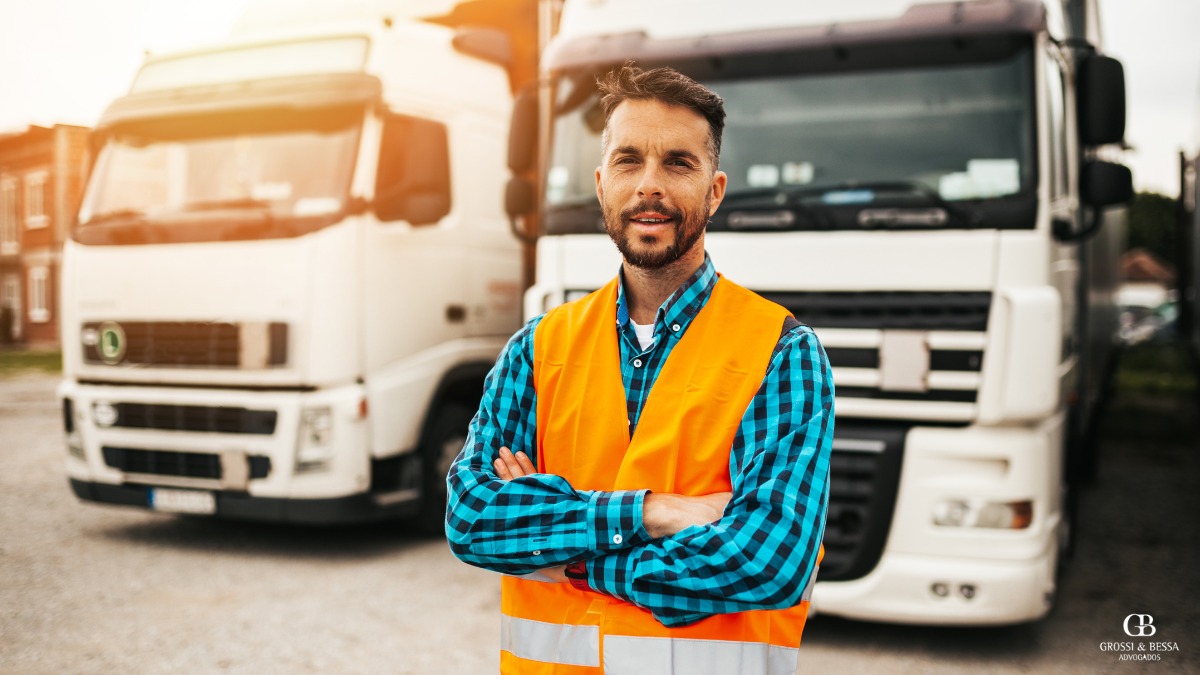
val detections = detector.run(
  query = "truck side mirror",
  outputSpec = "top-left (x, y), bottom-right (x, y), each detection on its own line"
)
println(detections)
top-left (375, 113), bottom-right (452, 226)
top-left (1077, 54), bottom-right (1126, 146)
top-left (505, 85), bottom-right (539, 227)
top-left (508, 86), bottom-right (538, 174)
top-left (506, 176), bottom-right (536, 217)
top-left (452, 27), bottom-right (512, 67)
top-left (1081, 160), bottom-right (1133, 208)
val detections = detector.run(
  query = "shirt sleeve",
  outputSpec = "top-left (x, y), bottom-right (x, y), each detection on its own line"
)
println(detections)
top-left (445, 316), bottom-right (653, 574)
top-left (585, 326), bottom-right (834, 626)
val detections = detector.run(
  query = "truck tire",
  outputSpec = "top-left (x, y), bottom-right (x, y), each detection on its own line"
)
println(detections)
top-left (415, 403), bottom-right (473, 535)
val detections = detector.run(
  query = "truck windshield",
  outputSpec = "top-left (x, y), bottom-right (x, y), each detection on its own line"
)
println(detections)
top-left (78, 105), bottom-right (362, 244)
top-left (546, 48), bottom-right (1034, 233)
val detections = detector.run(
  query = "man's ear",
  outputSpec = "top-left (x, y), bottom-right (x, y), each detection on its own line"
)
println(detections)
top-left (595, 167), bottom-right (604, 203)
top-left (708, 170), bottom-right (728, 216)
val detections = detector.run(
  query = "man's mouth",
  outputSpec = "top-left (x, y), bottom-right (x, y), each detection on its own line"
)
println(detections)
top-left (628, 212), bottom-right (674, 225)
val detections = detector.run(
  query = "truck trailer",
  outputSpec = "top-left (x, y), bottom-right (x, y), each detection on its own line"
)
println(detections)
top-left (506, 0), bottom-right (1132, 624)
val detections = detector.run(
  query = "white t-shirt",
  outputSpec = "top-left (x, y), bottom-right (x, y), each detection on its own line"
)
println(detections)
top-left (631, 320), bottom-right (655, 351)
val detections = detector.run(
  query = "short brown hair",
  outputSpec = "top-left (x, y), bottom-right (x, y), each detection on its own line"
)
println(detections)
top-left (596, 63), bottom-right (726, 167)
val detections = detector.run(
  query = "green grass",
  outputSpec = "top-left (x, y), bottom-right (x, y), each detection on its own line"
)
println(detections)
top-left (1113, 342), bottom-right (1198, 397)
top-left (0, 349), bottom-right (63, 375)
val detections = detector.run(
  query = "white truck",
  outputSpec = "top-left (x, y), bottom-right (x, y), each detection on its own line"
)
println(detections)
top-left (506, 0), bottom-right (1132, 624)
top-left (59, 2), bottom-right (532, 528)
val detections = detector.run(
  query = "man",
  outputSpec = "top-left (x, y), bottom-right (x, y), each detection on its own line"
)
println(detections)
top-left (446, 64), bottom-right (834, 674)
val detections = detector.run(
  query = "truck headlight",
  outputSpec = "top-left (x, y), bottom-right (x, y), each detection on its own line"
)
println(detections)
top-left (296, 406), bottom-right (334, 472)
top-left (932, 499), bottom-right (1033, 529)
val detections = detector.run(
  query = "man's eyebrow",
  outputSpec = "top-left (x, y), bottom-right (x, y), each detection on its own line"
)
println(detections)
top-left (611, 145), bottom-right (642, 157)
top-left (664, 149), bottom-right (701, 163)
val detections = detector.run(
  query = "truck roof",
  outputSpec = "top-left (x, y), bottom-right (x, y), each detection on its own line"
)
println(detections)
top-left (231, 0), bottom-right (462, 36)
top-left (101, 17), bottom-right (510, 129)
top-left (548, 0), bottom-right (1065, 73)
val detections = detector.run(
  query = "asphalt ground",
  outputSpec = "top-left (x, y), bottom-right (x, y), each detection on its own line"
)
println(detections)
top-left (1, 345), bottom-right (1197, 674)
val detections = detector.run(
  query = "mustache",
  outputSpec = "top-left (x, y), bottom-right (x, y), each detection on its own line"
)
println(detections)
top-left (619, 199), bottom-right (683, 223)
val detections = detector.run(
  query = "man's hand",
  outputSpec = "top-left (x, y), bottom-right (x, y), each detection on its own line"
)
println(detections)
top-left (537, 565), bottom-right (568, 582)
top-left (643, 492), bottom-right (732, 539)
top-left (493, 446), bottom-right (537, 480)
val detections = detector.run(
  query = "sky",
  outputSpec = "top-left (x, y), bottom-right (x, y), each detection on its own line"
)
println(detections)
top-left (1, 0), bottom-right (1198, 196)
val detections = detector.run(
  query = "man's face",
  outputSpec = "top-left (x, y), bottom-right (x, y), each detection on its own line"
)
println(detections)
top-left (595, 99), bottom-right (727, 270)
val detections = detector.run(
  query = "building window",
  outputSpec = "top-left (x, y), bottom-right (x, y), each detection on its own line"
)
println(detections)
top-left (28, 266), bottom-right (49, 323)
top-left (1, 176), bottom-right (17, 254)
top-left (25, 170), bottom-right (48, 229)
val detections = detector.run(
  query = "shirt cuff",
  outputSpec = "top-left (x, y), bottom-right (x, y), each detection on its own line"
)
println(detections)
top-left (587, 489), bottom-right (650, 552)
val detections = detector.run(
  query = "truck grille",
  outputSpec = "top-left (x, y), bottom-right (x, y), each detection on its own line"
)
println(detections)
top-left (82, 321), bottom-right (288, 368)
top-left (102, 447), bottom-right (271, 480)
top-left (761, 291), bottom-right (990, 412)
top-left (761, 291), bottom-right (991, 331)
top-left (101, 402), bottom-right (277, 435)
top-left (818, 424), bottom-right (906, 582)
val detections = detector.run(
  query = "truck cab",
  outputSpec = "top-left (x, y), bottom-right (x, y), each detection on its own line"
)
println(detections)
top-left (60, 13), bottom-right (525, 526)
top-left (509, 0), bottom-right (1132, 624)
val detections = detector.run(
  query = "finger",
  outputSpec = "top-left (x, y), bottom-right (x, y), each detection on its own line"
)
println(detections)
top-left (499, 447), bottom-right (528, 479)
top-left (514, 451), bottom-right (537, 475)
top-left (494, 457), bottom-right (513, 481)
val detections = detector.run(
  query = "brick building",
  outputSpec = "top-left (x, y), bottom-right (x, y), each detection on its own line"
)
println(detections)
top-left (0, 124), bottom-right (90, 347)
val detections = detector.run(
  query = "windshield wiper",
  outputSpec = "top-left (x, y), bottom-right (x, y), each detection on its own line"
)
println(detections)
top-left (810, 180), bottom-right (980, 228)
top-left (183, 197), bottom-right (274, 212)
top-left (718, 189), bottom-right (833, 230)
top-left (79, 208), bottom-right (147, 227)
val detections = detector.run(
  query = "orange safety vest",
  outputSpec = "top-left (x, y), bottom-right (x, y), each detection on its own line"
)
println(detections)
top-left (501, 275), bottom-right (820, 674)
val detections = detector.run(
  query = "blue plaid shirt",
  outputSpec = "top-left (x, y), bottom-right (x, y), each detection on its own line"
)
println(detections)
top-left (446, 255), bottom-right (834, 627)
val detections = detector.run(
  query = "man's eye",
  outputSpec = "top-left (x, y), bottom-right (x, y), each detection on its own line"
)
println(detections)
top-left (615, 157), bottom-right (638, 165)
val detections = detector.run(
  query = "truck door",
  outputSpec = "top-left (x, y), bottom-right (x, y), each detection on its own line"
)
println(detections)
top-left (364, 111), bottom-right (465, 366)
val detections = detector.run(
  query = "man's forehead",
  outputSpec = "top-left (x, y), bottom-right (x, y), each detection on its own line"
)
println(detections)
top-left (606, 99), bottom-right (710, 150)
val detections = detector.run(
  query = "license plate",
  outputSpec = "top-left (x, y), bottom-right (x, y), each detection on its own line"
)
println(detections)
top-left (149, 488), bottom-right (216, 515)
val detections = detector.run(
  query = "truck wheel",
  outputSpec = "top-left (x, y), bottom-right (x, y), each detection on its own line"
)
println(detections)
top-left (415, 403), bottom-right (473, 535)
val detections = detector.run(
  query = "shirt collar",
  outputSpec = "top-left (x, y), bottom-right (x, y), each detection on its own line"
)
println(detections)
top-left (615, 253), bottom-right (717, 336)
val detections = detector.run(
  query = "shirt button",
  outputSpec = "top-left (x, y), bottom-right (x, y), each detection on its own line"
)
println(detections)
top-left (533, 550), bottom-right (541, 556)
top-left (633, 359), bottom-right (643, 368)
top-left (612, 534), bottom-right (623, 545)
top-left (671, 323), bottom-right (681, 332)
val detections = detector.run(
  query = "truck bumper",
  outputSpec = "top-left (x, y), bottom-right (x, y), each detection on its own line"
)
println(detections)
top-left (58, 379), bottom-right (421, 524)
top-left (812, 547), bottom-right (1056, 625)
top-left (814, 420), bottom-right (1065, 625)
top-left (68, 478), bottom-right (417, 525)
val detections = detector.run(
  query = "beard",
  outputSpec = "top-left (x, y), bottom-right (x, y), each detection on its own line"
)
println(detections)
top-left (602, 193), bottom-right (709, 270)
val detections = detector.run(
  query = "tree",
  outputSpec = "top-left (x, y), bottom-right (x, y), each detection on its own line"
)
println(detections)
top-left (1126, 191), bottom-right (1178, 265)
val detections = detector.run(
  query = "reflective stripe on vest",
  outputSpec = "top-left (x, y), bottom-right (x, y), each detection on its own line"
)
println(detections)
top-left (499, 616), bottom-right (800, 675)
top-left (502, 616), bottom-right (601, 668)
top-left (503, 275), bottom-right (811, 674)
top-left (604, 636), bottom-right (798, 675)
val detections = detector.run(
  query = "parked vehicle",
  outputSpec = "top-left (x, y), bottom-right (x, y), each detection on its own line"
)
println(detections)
top-left (59, 1), bottom-right (534, 527)
top-left (506, 0), bottom-right (1132, 624)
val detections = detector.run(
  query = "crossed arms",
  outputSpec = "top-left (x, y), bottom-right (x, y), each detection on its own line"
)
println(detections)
top-left (445, 318), bottom-right (834, 627)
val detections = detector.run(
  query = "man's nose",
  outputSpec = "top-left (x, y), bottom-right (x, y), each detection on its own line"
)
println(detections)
top-left (636, 164), bottom-right (665, 199)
